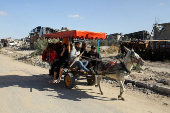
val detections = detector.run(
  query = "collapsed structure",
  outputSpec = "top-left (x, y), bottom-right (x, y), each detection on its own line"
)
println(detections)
top-left (153, 23), bottom-right (170, 40)
top-left (123, 30), bottom-right (151, 40)
top-left (120, 23), bottom-right (170, 61)
top-left (0, 37), bottom-right (30, 50)
top-left (29, 26), bottom-right (69, 49)
top-left (0, 26), bottom-right (69, 50)
top-left (106, 33), bottom-right (122, 41)
top-left (1, 39), bottom-right (8, 47)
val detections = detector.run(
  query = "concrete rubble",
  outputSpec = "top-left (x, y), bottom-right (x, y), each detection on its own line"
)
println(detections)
top-left (0, 50), bottom-right (50, 69)
top-left (0, 37), bottom-right (30, 50)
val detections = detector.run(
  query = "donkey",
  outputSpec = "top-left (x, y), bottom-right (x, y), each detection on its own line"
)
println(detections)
top-left (95, 46), bottom-right (145, 101)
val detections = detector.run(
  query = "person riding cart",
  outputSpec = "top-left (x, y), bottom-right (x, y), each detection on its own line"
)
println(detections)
top-left (48, 43), bottom-right (69, 83)
top-left (80, 41), bottom-right (88, 60)
top-left (44, 30), bottom-right (106, 88)
top-left (87, 45), bottom-right (102, 70)
top-left (70, 42), bottom-right (90, 73)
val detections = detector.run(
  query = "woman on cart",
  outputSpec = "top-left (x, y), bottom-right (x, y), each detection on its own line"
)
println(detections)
top-left (49, 43), bottom-right (68, 83)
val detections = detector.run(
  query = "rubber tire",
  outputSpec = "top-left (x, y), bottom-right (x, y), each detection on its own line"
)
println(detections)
top-left (87, 75), bottom-right (96, 85)
top-left (64, 73), bottom-right (76, 89)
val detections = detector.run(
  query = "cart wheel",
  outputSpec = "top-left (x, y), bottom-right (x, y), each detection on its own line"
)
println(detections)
top-left (64, 73), bottom-right (76, 89)
top-left (87, 75), bottom-right (96, 85)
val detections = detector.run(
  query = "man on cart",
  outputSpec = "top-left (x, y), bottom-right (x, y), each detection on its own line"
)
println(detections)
top-left (87, 45), bottom-right (102, 70)
top-left (80, 41), bottom-right (88, 60)
top-left (70, 42), bottom-right (90, 73)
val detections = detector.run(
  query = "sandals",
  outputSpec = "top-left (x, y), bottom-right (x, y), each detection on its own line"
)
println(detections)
top-left (49, 79), bottom-right (60, 83)
top-left (57, 79), bottom-right (60, 83)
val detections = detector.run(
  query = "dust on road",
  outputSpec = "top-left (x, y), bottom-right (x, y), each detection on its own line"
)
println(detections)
top-left (0, 54), bottom-right (169, 113)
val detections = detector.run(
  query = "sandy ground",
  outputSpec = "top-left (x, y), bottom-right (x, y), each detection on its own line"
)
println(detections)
top-left (0, 54), bottom-right (170, 113)
top-left (143, 60), bottom-right (170, 73)
top-left (2, 47), bottom-right (36, 55)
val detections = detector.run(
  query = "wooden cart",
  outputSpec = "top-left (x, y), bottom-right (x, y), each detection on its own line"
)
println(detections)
top-left (44, 30), bottom-right (106, 89)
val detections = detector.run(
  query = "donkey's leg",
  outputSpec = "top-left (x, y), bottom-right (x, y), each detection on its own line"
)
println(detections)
top-left (117, 80), bottom-right (122, 98)
top-left (95, 75), bottom-right (98, 85)
top-left (95, 75), bottom-right (103, 95)
top-left (99, 83), bottom-right (103, 95)
top-left (118, 80), bottom-right (125, 101)
top-left (118, 80), bottom-right (125, 100)
top-left (95, 75), bottom-right (102, 87)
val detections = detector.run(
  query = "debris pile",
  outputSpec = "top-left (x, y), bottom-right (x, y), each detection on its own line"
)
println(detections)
top-left (0, 50), bottom-right (50, 69)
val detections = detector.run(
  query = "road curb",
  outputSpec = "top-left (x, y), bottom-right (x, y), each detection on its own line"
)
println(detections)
top-left (127, 79), bottom-right (170, 95)
top-left (104, 76), bottom-right (170, 95)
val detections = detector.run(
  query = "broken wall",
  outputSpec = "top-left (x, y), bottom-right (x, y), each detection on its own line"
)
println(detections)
top-left (153, 23), bottom-right (170, 40)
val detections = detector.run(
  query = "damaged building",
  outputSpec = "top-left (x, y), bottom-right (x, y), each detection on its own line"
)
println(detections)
top-left (106, 33), bottom-right (122, 41)
top-left (153, 22), bottom-right (170, 40)
top-left (29, 26), bottom-right (69, 49)
top-left (120, 23), bottom-right (170, 61)
top-left (123, 30), bottom-right (151, 41)
top-left (1, 39), bottom-right (8, 47)
top-left (105, 33), bottom-right (122, 45)
top-left (29, 26), bottom-right (58, 49)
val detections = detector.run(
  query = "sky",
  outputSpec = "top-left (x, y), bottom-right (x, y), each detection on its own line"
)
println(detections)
top-left (0, 0), bottom-right (169, 39)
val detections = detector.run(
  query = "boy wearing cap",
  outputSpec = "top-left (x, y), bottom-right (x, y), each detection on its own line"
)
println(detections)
top-left (87, 45), bottom-right (102, 69)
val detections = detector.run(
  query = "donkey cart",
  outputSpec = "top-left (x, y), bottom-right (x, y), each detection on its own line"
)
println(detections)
top-left (44, 30), bottom-right (145, 100)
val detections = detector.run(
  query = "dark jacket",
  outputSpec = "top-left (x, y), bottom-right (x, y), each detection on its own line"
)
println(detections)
top-left (80, 48), bottom-right (88, 59)
top-left (87, 51), bottom-right (102, 59)
top-left (59, 49), bottom-right (68, 63)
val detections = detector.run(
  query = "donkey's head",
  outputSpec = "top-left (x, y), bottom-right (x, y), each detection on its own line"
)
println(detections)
top-left (124, 46), bottom-right (145, 66)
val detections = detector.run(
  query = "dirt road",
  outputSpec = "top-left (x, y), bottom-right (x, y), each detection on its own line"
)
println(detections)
top-left (0, 54), bottom-right (170, 113)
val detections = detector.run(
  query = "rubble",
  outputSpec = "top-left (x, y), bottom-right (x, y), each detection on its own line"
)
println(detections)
top-left (127, 83), bottom-right (133, 88)
top-left (101, 75), bottom-right (170, 95)
top-left (1, 37), bottom-right (30, 50)
top-left (0, 50), bottom-right (50, 69)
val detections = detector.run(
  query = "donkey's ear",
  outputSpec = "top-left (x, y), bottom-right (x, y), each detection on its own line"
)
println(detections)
top-left (124, 46), bottom-right (130, 53)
